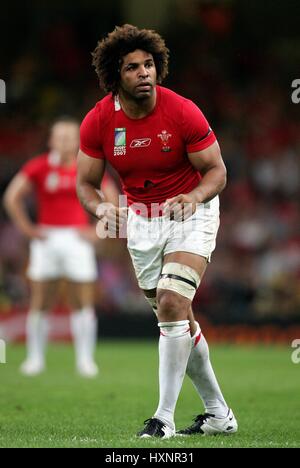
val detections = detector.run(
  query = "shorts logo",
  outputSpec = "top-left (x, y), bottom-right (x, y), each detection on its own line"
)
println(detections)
top-left (157, 130), bottom-right (172, 152)
top-left (130, 138), bottom-right (151, 148)
top-left (114, 128), bottom-right (126, 156)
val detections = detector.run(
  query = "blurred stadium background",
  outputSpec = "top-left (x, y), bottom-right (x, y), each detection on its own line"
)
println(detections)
top-left (1, 0), bottom-right (300, 449)
top-left (0, 0), bottom-right (299, 342)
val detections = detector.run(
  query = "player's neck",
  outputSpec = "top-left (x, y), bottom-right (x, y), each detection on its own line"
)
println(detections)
top-left (118, 88), bottom-right (157, 119)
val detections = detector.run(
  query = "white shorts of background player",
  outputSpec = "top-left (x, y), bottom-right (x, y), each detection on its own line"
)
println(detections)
top-left (27, 227), bottom-right (97, 282)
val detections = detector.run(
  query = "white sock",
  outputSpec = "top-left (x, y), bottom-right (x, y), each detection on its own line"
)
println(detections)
top-left (70, 307), bottom-right (97, 366)
top-left (187, 322), bottom-right (228, 418)
top-left (154, 320), bottom-right (191, 430)
top-left (25, 310), bottom-right (49, 365)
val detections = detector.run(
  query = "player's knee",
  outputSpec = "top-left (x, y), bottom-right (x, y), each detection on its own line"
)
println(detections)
top-left (30, 295), bottom-right (48, 311)
top-left (68, 289), bottom-right (83, 310)
top-left (157, 290), bottom-right (188, 321)
top-left (69, 298), bottom-right (82, 310)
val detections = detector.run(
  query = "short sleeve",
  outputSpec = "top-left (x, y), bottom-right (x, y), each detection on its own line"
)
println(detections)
top-left (21, 158), bottom-right (42, 184)
top-left (182, 99), bottom-right (217, 153)
top-left (80, 107), bottom-right (105, 159)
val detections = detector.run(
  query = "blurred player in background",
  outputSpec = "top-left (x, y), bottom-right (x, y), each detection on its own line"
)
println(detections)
top-left (4, 117), bottom-right (119, 378)
top-left (77, 25), bottom-right (238, 436)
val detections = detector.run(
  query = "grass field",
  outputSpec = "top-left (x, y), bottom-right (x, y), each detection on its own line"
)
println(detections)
top-left (0, 340), bottom-right (299, 448)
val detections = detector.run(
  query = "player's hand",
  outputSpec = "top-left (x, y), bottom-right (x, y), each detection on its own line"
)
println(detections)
top-left (163, 194), bottom-right (197, 221)
top-left (96, 203), bottom-right (128, 237)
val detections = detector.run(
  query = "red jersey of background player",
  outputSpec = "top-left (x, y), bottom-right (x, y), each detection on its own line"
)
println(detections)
top-left (80, 85), bottom-right (217, 213)
top-left (21, 151), bottom-right (110, 226)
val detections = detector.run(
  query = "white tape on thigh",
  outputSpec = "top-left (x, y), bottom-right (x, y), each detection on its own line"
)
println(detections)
top-left (157, 262), bottom-right (201, 301)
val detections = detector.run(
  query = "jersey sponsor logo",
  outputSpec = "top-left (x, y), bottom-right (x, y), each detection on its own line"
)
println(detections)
top-left (157, 130), bottom-right (172, 152)
top-left (45, 172), bottom-right (60, 191)
top-left (130, 138), bottom-right (151, 148)
top-left (114, 128), bottom-right (126, 156)
top-left (45, 172), bottom-right (75, 192)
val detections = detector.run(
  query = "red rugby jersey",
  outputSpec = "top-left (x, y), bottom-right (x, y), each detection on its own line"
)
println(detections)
top-left (80, 85), bottom-right (216, 215)
top-left (21, 152), bottom-right (89, 226)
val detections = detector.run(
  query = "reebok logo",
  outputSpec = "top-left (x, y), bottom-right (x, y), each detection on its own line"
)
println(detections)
top-left (130, 138), bottom-right (151, 148)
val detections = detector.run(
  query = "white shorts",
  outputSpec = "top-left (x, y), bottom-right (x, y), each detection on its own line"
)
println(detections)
top-left (27, 227), bottom-right (97, 282)
top-left (127, 196), bottom-right (220, 290)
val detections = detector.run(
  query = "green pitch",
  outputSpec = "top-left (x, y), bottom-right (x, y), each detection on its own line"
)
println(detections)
top-left (0, 341), bottom-right (299, 448)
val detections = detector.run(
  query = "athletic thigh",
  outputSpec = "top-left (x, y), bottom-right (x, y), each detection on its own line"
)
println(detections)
top-left (29, 280), bottom-right (60, 311)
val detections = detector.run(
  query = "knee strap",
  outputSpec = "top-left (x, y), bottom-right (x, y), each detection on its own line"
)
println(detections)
top-left (157, 262), bottom-right (200, 301)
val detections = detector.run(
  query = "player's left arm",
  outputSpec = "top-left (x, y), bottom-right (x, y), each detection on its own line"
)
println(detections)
top-left (164, 141), bottom-right (226, 218)
top-left (187, 140), bottom-right (227, 204)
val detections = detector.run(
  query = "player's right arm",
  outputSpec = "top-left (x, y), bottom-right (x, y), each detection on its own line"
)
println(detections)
top-left (3, 173), bottom-right (45, 239)
top-left (78, 107), bottom-right (126, 231)
top-left (77, 108), bottom-right (108, 218)
top-left (77, 150), bottom-right (126, 231)
top-left (76, 150), bottom-right (106, 217)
